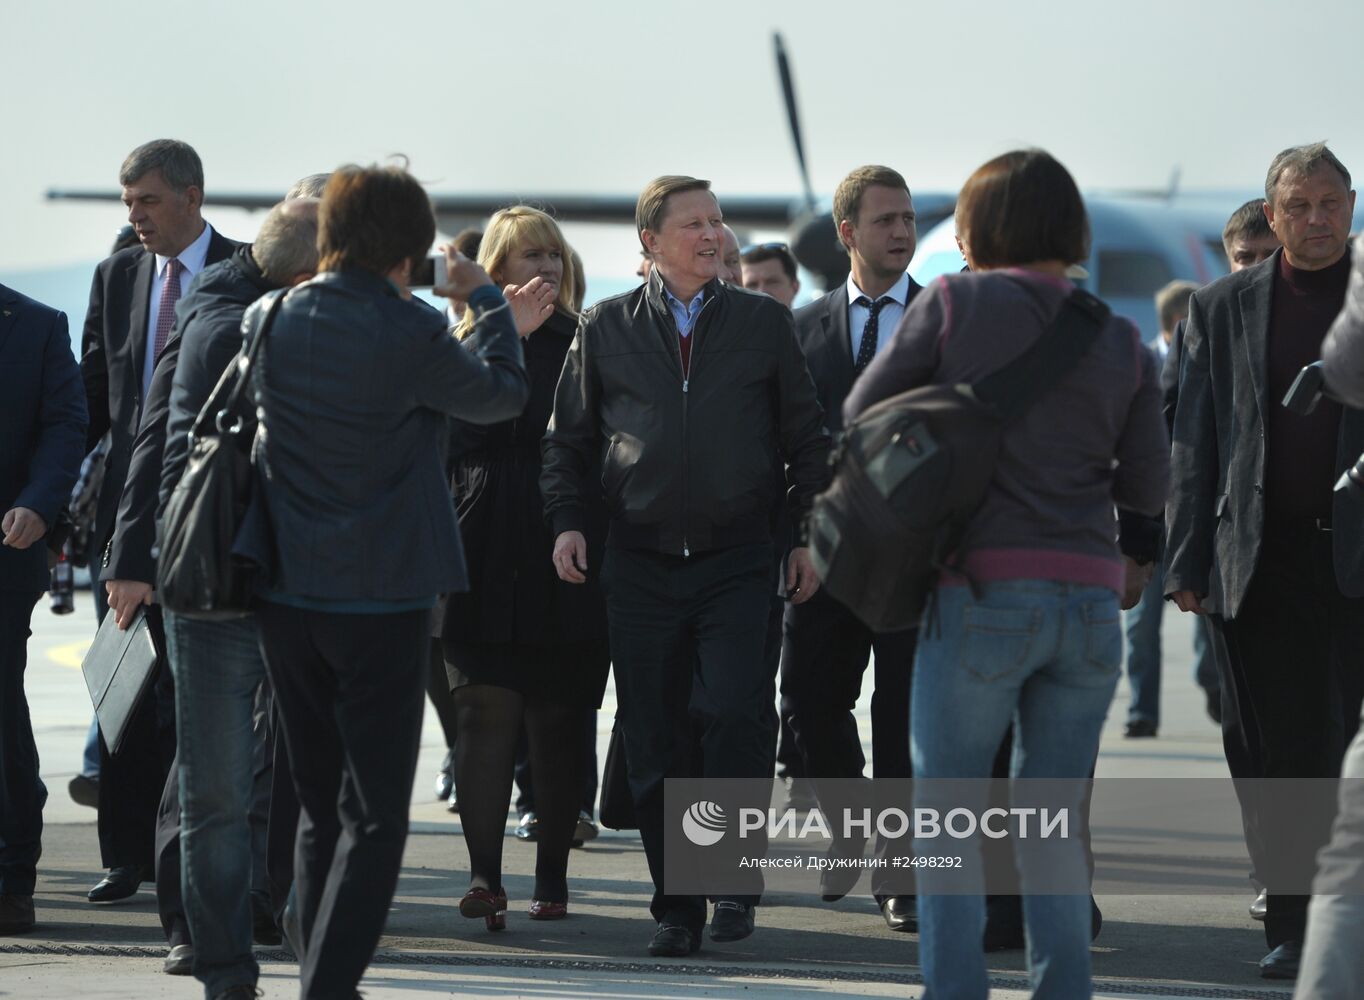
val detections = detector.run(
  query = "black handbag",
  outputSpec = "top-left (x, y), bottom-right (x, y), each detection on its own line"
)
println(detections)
top-left (157, 289), bottom-right (286, 619)
top-left (598, 716), bottom-right (638, 831)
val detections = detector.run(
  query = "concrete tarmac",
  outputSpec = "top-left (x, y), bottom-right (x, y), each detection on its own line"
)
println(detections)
top-left (2, 591), bottom-right (1296, 999)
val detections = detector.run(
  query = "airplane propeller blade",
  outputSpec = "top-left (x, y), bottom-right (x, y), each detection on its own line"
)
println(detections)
top-left (774, 32), bottom-right (816, 213)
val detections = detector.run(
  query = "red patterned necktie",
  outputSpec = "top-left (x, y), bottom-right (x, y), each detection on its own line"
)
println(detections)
top-left (152, 258), bottom-right (184, 360)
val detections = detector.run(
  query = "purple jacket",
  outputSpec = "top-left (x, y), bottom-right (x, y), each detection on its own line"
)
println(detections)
top-left (844, 269), bottom-right (1168, 595)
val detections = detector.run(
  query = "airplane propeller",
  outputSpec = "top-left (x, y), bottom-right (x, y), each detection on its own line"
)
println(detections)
top-left (772, 32), bottom-right (851, 291)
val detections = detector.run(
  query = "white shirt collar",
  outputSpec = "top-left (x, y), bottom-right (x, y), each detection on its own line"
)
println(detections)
top-left (845, 270), bottom-right (911, 308)
top-left (156, 222), bottom-right (213, 277)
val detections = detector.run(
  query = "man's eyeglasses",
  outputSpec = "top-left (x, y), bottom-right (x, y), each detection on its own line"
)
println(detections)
top-left (740, 241), bottom-right (790, 255)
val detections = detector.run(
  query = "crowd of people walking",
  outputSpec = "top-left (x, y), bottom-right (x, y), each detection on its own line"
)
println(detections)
top-left (1, 136), bottom-right (1361, 1000)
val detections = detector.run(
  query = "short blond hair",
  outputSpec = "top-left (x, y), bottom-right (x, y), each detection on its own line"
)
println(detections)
top-left (833, 165), bottom-right (908, 249)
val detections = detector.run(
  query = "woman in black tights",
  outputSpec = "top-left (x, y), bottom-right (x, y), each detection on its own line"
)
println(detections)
top-left (442, 207), bottom-right (609, 929)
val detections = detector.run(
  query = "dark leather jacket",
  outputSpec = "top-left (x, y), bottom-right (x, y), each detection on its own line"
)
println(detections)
top-left (541, 269), bottom-right (829, 556)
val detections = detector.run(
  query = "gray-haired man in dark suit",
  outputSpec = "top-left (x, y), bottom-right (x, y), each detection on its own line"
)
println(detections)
top-left (1165, 142), bottom-right (1362, 980)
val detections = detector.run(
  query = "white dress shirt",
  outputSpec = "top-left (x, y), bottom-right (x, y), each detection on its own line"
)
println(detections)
top-left (845, 271), bottom-right (912, 363)
top-left (142, 222), bottom-right (214, 396)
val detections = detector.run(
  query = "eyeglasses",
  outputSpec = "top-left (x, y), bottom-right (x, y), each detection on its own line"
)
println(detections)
top-left (740, 241), bottom-right (790, 255)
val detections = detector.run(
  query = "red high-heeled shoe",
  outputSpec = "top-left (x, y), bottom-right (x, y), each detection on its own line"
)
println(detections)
top-left (459, 886), bottom-right (508, 931)
top-left (528, 899), bottom-right (568, 921)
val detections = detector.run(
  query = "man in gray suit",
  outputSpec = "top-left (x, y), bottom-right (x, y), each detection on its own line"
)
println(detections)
top-left (1165, 142), bottom-right (1362, 980)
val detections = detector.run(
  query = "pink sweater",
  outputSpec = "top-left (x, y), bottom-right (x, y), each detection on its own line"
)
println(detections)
top-left (844, 269), bottom-right (1169, 595)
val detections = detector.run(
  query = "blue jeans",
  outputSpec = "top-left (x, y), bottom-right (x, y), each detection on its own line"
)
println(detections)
top-left (164, 611), bottom-right (267, 997)
top-left (912, 581), bottom-right (1121, 1000)
top-left (1122, 560), bottom-right (1164, 725)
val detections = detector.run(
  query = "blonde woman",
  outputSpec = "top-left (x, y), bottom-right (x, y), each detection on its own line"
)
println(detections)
top-left (443, 207), bottom-right (609, 929)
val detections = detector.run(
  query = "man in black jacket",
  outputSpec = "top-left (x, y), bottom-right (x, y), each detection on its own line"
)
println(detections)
top-left (1166, 142), bottom-right (1363, 980)
top-left (542, 175), bottom-right (831, 956)
top-left (80, 139), bottom-right (237, 912)
top-left (0, 285), bottom-right (87, 936)
top-left (104, 197), bottom-right (320, 987)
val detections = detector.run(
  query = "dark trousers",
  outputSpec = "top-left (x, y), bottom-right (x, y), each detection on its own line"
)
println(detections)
top-left (780, 587), bottom-right (916, 894)
top-left (780, 587), bottom-right (916, 781)
top-left (256, 602), bottom-right (428, 1000)
top-left (0, 590), bottom-right (43, 896)
top-left (1216, 524), bottom-right (1364, 949)
top-left (265, 696), bottom-right (299, 926)
top-left (93, 599), bottom-right (174, 870)
top-left (604, 543), bottom-right (777, 933)
top-left (91, 597), bottom-right (187, 942)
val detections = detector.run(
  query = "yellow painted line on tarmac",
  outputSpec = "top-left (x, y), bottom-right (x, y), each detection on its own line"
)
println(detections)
top-left (47, 640), bottom-right (89, 671)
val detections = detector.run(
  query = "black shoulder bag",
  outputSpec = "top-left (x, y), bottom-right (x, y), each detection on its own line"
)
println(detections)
top-left (809, 289), bottom-right (1109, 632)
top-left (158, 289), bottom-right (287, 619)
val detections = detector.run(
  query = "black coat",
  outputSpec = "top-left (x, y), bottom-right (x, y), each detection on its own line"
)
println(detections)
top-left (443, 310), bottom-right (608, 646)
top-left (792, 279), bottom-right (921, 437)
top-left (80, 228), bottom-right (238, 564)
top-left (1165, 248), bottom-right (1364, 616)
top-left (0, 284), bottom-right (87, 592)
top-left (541, 270), bottom-right (830, 556)
top-left (104, 246), bottom-right (274, 584)
top-left (251, 271), bottom-right (528, 602)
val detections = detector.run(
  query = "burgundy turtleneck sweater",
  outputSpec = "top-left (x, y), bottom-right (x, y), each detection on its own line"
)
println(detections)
top-left (1264, 249), bottom-right (1353, 522)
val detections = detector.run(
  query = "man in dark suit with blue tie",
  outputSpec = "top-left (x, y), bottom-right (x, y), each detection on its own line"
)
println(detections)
top-left (784, 165), bottom-right (921, 931)
top-left (78, 139), bottom-right (236, 933)
top-left (0, 284), bottom-right (88, 934)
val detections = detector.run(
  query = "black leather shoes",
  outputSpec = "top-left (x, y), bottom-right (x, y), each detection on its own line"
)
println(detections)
top-left (1250, 889), bottom-right (1268, 921)
top-left (709, 900), bottom-right (755, 942)
top-left (0, 894), bottom-right (35, 935)
top-left (647, 922), bottom-right (699, 956)
top-left (68, 774), bottom-right (100, 809)
top-left (879, 895), bottom-right (917, 933)
top-left (88, 865), bottom-right (144, 903)
top-left (1259, 940), bottom-right (1302, 980)
top-left (164, 943), bottom-right (194, 975)
top-left (1124, 718), bottom-right (1158, 738)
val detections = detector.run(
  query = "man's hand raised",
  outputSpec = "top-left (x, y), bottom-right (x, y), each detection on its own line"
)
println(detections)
top-left (433, 246), bottom-right (495, 303)
top-left (552, 530), bottom-right (588, 584)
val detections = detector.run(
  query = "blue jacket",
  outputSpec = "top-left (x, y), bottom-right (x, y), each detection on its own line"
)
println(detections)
top-left (0, 283), bottom-right (88, 592)
top-left (250, 269), bottom-right (529, 603)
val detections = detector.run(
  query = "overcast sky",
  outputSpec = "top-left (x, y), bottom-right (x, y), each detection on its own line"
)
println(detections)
top-left (3, 0), bottom-right (1361, 280)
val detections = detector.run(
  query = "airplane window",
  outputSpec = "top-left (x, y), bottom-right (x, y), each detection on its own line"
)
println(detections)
top-left (1097, 251), bottom-right (1174, 298)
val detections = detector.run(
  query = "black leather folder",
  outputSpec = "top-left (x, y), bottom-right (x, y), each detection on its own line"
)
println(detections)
top-left (81, 608), bottom-right (158, 754)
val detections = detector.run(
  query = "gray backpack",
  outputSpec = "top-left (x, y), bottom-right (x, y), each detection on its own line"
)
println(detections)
top-left (808, 289), bottom-right (1108, 632)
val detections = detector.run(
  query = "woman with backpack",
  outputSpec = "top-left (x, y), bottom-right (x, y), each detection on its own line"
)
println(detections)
top-left (843, 149), bottom-right (1168, 999)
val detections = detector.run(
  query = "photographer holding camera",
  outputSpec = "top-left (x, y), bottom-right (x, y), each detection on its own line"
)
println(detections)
top-left (248, 163), bottom-right (542, 1000)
